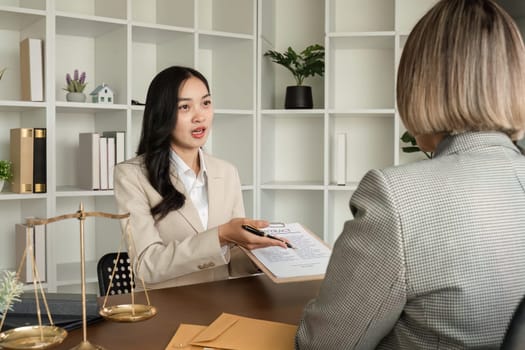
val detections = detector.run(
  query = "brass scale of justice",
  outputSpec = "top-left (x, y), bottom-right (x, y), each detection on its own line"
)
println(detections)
top-left (0, 203), bottom-right (158, 350)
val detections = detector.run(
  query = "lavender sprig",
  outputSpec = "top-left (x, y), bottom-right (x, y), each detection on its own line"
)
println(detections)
top-left (63, 69), bottom-right (87, 93)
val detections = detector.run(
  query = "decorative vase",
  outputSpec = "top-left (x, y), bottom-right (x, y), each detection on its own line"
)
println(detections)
top-left (66, 92), bottom-right (86, 102)
top-left (284, 86), bottom-right (313, 109)
top-left (0, 179), bottom-right (4, 192)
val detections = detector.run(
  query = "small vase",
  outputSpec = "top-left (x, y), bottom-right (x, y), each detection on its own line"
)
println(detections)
top-left (66, 92), bottom-right (86, 102)
top-left (0, 179), bottom-right (4, 192)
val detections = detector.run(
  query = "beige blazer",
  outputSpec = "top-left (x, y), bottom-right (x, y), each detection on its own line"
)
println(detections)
top-left (113, 152), bottom-right (256, 290)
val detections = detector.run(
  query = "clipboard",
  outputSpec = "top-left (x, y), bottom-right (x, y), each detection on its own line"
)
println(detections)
top-left (241, 223), bottom-right (332, 283)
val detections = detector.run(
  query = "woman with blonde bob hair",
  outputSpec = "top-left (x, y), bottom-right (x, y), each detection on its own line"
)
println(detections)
top-left (397, 0), bottom-right (525, 148)
top-left (296, 0), bottom-right (525, 349)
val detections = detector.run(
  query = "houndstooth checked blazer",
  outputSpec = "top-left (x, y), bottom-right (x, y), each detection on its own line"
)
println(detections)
top-left (296, 131), bottom-right (525, 349)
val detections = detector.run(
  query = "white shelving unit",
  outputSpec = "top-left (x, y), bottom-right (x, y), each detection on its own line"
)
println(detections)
top-left (257, 0), bottom-right (439, 245)
top-left (0, 0), bottom-right (256, 293)
top-left (1, 0), bottom-right (520, 293)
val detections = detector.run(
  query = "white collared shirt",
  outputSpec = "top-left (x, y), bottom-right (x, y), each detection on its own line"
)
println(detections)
top-left (170, 148), bottom-right (208, 229)
top-left (170, 149), bottom-right (228, 259)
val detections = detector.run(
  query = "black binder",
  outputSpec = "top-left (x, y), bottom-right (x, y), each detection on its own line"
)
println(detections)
top-left (2, 292), bottom-right (102, 331)
top-left (33, 127), bottom-right (46, 193)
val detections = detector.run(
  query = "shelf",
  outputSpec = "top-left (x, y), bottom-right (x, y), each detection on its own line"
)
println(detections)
top-left (199, 34), bottom-right (254, 110)
top-left (0, 7), bottom-right (45, 30)
top-left (329, 114), bottom-right (395, 183)
top-left (214, 109), bottom-right (254, 115)
top-left (396, 0), bottom-right (437, 33)
top-left (0, 0), bottom-right (449, 292)
top-left (327, 183), bottom-right (359, 191)
top-left (0, 2), bottom-right (45, 11)
top-left (260, 115), bottom-right (324, 185)
top-left (329, 0), bottom-right (394, 32)
top-left (329, 35), bottom-right (395, 110)
top-left (261, 109), bottom-right (325, 116)
top-left (55, 14), bottom-right (126, 37)
top-left (328, 109), bottom-right (395, 115)
top-left (0, 100), bottom-right (46, 111)
top-left (260, 182), bottom-right (324, 190)
top-left (0, 9), bottom-right (45, 101)
top-left (132, 24), bottom-right (194, 44)
top-left (198, 0), bottom-right (254, 35)
top-left (55, 102), bottom-right (127, 113)
top-left (56, 187), bottom-right (115, 198)
top-left (56, 0), bottom-right (126, 20)
top-left (0, 192), bottom-right (47, 200)
top-left (208, 113), bottom-right (254, 186)
top-left (327, 31), bottom-right (396, 38)
top-left (131, 0), bottom-right (194, 28)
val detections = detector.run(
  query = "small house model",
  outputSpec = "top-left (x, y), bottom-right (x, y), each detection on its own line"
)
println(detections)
top-left (90, 83), bottom-right (114, 104)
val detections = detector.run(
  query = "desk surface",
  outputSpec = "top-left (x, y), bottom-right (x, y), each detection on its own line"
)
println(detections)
top-left (55, 274), bottom-right (321, 349)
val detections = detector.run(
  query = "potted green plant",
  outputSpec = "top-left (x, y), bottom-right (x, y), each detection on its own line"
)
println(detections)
top-left (264, 44), bottom-right (324, 109)
top-left (0, 160), bottom-right (12, 192)
top-left (63, 69), bottom-right (87, 102)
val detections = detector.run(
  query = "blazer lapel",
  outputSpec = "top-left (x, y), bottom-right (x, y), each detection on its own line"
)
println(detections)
top-left (205, 155), bottom-right (225, 229)
top-left (169, 166), bottom-right (204, 233)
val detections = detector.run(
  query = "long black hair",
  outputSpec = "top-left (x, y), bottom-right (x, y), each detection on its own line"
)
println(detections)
top-left (137, 66), bottom-right (210, 220)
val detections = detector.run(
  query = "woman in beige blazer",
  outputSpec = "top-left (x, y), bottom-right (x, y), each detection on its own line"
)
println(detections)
top-left (296, 0), bottom-right (525, 348)
top-left (114, 66), bottom-right (286, 290)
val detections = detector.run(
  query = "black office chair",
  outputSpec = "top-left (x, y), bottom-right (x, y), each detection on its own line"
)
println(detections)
top-left (96, 252), bottom-right (134, 296)
top-left (501, 295), bottom-right (525, 350)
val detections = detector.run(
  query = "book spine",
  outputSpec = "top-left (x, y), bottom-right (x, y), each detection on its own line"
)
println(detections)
top-left (19, 38), bottom-right (44, 101)
top-left (102, 131), bottom-right (125, 164)
top-left (99, 136), bottom-right (108, 190)
top-left (78, 133), bottom-right (100, 190)
top-left (33, 127), bottom-right (46, 193)
top-left (10, 128), bottom-right (34, 193)
top-left (107, 136), bottom-right (115, 189)
top-left (116, 132), bottom-right (125, 163)
top-left (15, 223), bottom-right (34, 283)
top-left (34, 223), bottom-right (46, 282)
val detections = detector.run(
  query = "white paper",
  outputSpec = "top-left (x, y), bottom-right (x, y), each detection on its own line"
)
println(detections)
top-left (251, 223), bottom-right (332, 278)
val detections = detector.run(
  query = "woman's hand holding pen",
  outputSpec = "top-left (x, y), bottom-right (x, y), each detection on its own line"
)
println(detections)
top-left (218, 218), bottom-right (290, 250)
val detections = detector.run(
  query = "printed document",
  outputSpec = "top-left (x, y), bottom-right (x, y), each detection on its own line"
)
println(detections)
top-left (247, 223), bottom-right (332, 283)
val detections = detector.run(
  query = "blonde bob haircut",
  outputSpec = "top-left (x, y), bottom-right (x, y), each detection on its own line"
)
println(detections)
top-left (397, 0), bottom-right (525, 140)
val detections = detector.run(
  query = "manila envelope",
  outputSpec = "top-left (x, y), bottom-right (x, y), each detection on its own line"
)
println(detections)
top-left (166, 324), bottom-right (206, 349)
top-left (190, 313), bottom-right (297, 350)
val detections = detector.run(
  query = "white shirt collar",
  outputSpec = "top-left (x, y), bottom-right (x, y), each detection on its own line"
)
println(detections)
top-left (170, 148), bottom-right (207, 181)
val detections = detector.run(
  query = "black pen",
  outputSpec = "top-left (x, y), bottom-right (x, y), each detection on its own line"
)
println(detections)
top-left (242, 224), bottom-right (295, 249)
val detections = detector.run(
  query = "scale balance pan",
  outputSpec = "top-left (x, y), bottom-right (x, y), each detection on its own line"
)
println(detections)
top-left (0, 325), bottom-right (67, 349)
top-left (99, 304), bottom-right (157, 322)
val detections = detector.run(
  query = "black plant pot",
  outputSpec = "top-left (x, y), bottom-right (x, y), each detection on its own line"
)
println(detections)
top-left (285, 86), bottom-right (313, 109)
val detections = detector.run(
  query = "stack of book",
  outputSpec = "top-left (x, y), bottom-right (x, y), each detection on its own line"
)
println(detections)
top-left (10, 128), bottom-right (46, 194)
top-left (78, 131), bottom-right (125, 190)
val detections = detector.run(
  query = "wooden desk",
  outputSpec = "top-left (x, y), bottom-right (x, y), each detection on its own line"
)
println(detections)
top-left (55, 275), bottom-right (321, 349)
